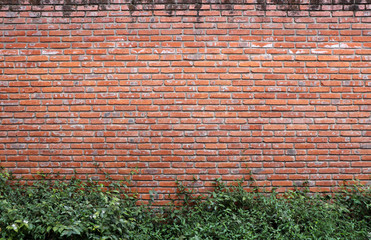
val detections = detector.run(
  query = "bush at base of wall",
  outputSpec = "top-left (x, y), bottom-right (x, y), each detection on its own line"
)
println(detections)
top-left (0, 169), bottom-right (370, 240)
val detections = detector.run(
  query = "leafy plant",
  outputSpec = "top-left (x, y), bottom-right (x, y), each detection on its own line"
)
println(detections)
top-left (0, 167), bottom-right (370, 240)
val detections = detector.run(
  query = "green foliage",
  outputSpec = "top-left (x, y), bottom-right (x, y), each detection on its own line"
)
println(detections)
top-left (159, 179), bottom-right (370, 240)
top-left (0, 168), bottom-right (370, 240)
top-left (335, 182), bottom-right (371, 224)
top-left (0, 169), bottom-right (142, 240)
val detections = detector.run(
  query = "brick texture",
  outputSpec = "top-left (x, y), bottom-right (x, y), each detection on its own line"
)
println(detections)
top-left (0, 0), bottom-right (370, 204)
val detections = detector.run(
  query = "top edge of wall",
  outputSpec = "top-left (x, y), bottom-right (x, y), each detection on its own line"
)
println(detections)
top-left (0, 0), bottom-right (370, 9)
top-left (0, 0), bottom-right (370, 18)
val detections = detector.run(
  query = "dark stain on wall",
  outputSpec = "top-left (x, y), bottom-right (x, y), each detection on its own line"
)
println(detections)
top-left (0, 0), bottom-right (111, 15)
top-left (338, 0), bottom-right (363, 11)
top-left (0, 0), bottom-right (370, 16)
top-left (128, 0), bottom-right (137, 12)
top-left (256, 0), bottom-right (266, 11)
top-left (309, 0), bottom-right (321, 10)
top-left (274, 0), bottom-right (301, 11)
top-left (257, 0), bottom-right (370, 11)
top-left (62, 0), bottom-right (110, 16)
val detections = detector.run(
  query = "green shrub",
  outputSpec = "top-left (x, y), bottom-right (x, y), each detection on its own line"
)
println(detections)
top-left (0, 168), bottom-right (370, 240)
top-left (0, 170), bottom-right (143, 240)
top-left (158, 179), bottom-right (370, 240)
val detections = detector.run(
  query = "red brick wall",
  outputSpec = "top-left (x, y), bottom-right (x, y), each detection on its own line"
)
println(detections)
top-left (0, 0), bottom-right (370, 203)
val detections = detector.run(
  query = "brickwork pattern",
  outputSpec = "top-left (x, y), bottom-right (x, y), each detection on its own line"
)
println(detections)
top-left (0, 0), bottom-right (370, 203)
